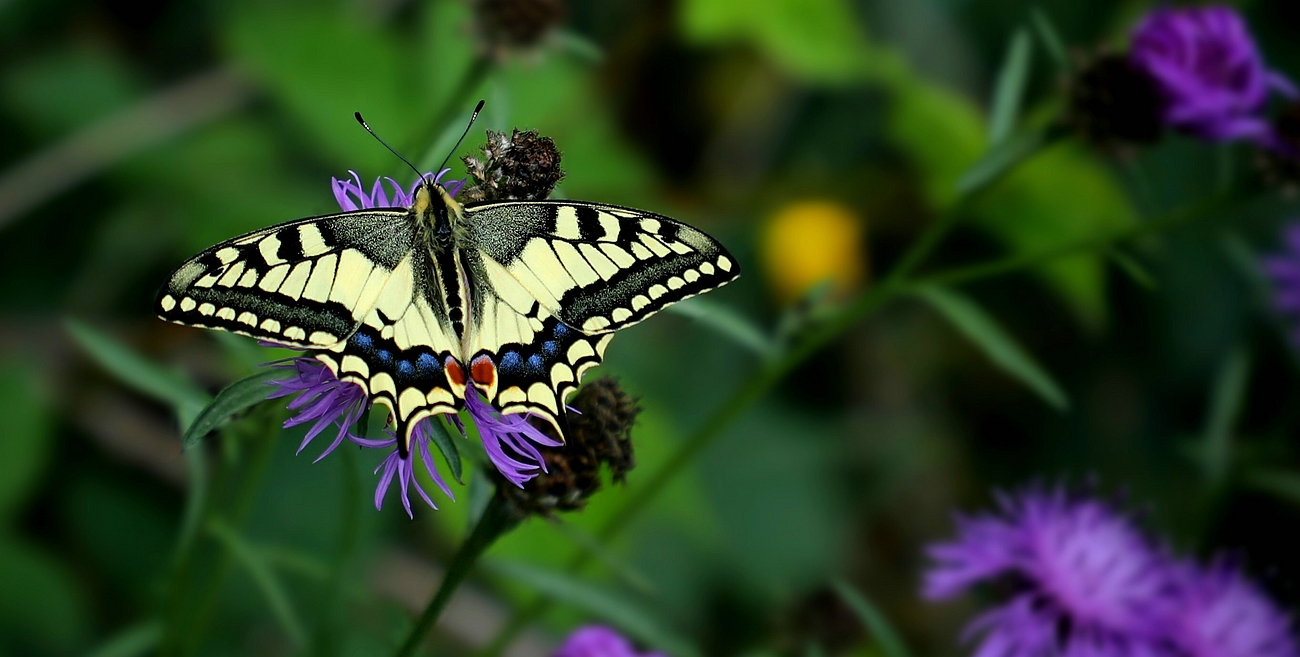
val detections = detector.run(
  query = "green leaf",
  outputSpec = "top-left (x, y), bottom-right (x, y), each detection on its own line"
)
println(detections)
top-left (1245, 469), bottom-right (1300, 507)
top-left (1031, 8), bottom-right (1070, 73)
top-left (1202, 346), bottom-right (1250, 487)
top-left (678, 0), bottom-right (872, 84)
top-left (181, 368), bottom-right (290, 449)
top-left (988, 28), bottom-right (1033, 145)
top-left (425, 417), bottom-right (464, 485)
top-left (1107, 247), bottom-right (1158, 290)
top-left (65, 319), bottom-right (208, 414)
top-left (489, 560), bottom-right (702, 657)
top-left (832, 579), bottom-right (912, 657)
top-left (0, 358), bottom-right (52, 521)
top-left (666, 298), bottom-right (776, 360)
top-left (916, 286), bottom-right (1069, 410)
top-left (955, 126), bottom-right (1052, 196)
top-left (84, 620), bottom-right (162, 657)
top-left (207, 519), bottom-right (308, 648)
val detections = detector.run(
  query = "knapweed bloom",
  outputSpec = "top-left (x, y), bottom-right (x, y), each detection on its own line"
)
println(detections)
top-left (924, 486), bottom-right (1176, 657)
top-left (1166, 559), bottom-right (1299, 657)
top-left (552, 625), bottom-right (666, 657)
top-left (1262, 222), bottom-right (1300, 345)
top-left (1129, 5), bottom-right (1296, 142)
top-left (265, 170), bottom-right (561, 516)
top-left (331, 168), bottom-right (464, 210)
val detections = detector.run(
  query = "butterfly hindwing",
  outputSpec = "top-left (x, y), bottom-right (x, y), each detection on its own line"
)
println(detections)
top-left (313, 252), bottom-right (464, 457)
top-left (465, 200), bottom-right (740, 336)
top-left (156, 211), bottom-right (416, 349)
top-left (460, 272), bottom-right (613, 437)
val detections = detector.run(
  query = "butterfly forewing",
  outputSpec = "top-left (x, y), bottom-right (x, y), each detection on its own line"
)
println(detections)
top-left (156, 211), bottom-right (416, 348)
top-left (465, 201), bottom-right (741, 336)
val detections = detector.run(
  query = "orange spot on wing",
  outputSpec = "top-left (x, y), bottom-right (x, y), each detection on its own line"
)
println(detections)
top-left (445, 356), bottom-right (467, 386)
top-left (470, 355), bottom-right (497, 388)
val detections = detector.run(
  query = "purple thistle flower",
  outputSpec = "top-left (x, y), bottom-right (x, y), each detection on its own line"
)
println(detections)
top-left (1129, 5), bottom-right (1296, 142)
top-left (924, 486), bottom-right (1177, 657)
top-left (1263, 223), bottom-right (1300, 345)
top-left (330, 168), bottom-right (465, 211)
top-left (1167, 559), bottom-right (1299, 657)
top-left (354, 419), bottom-right (455, 518)
top-left (266, 357), bottom-right (368, 463)
top-left (552, 625), bottom-right (667, 657)
top-left (460, 387), bottom-right (563, 488)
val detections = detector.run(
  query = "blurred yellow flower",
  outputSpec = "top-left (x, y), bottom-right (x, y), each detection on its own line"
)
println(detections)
top-left (760, 200), bottom-right (867, 304)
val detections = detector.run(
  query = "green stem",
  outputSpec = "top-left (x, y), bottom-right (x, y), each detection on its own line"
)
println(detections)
top-left (413, 55), bottom-right (493, 174)
top-left (394, 493), bottom-right (520, 657)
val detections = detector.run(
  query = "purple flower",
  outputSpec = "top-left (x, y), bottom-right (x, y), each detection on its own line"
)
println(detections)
top-left (1167, 559), bottom-right (1299, 657)
top-left (330, 168), bottom-right (464, 210)
top-left (1262, 223), bottom-right (1300, 344)
top-left (552, 625), bottom-right (667, 657)
top-left (1129, 5), bottom-right (1296, 142)
top-left (924, 486), bottom-right (1177, 657)
top-left (460, 387), bottom-right (562, 488)
top-left (267, 357), bottom-right (367, 463)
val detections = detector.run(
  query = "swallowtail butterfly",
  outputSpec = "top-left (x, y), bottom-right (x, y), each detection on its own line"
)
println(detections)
top-left (155, 117), bottom-right (739, 458)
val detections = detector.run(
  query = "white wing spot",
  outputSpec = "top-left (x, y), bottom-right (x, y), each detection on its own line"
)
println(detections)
top-left (717, 256), bottom-right (734, 272)
top-left (649, 284), bottom-right (668, 299)
top-left (180, 297), bottom-right (197, 312)
top-left (216, 307), bottom-right (236, 321)
top-left (198, 303), bottom-right (216, 316)
top-left (260, 318), bottom-right (281, 333)
top-left (630, 243), bottom-right (653, 260)
top-left (631, 295), bottom-right (650, 311)
top-left (298, 224), bottom-right (329, 257)
top-left (640, 218), bottom-right (661, 233)
top-left (309, 331), bottom-right (336, 345)
top-left (668, 276), bottom-right (685, 290)
top-left (555, 206), bottom-right (582, 240)
top-left (216, 247), bottom-right (240, 264)
top-left (700, 262), bottom-right (716, 275)
top-left (597, 212), bottom-right (621, 241)
top-left (259, 263), bottom-right (290, 292)
top-left (578, 243), bottom-right (619, 280)
top-left (259, 235), bottom-right (284, 266)
top-left (599, 243), bottom-right (636, 267)
top-left (278, 261), bottom-right (313, 300)
top-left (639, 233), bottom-right (671, 257)
top-left (237, 268), bottom-right (259, 287)
top-left (583, 316), bottom-right (610, 332)
top-left (160, 295), bottom-right (176, 311)
top-left (684, 269), bottom-right (701, 283)
top-left (237, 311), bottom-right (257, 326)
top-left (284, 326), bottom-right (307, 341)
top-left (611, 308), bottom-right (633, 323)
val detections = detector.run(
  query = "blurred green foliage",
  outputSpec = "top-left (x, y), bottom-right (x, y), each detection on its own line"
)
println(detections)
top-left (3, 0), bottom-right (1300, 656)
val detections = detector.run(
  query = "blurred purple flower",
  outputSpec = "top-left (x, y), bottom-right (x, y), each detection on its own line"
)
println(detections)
top-left (1129, 5), bottom-right (1296, 142)
top-left (1262, 223), bottom-right (1300, 344)
top-left (924, 486), bottom-right (1177, 657)
top-left (331, 168), bottom-right (465, 211)
top-left (552, 625), bottom-right (667, 657)
top-left (1167, 559), bottom-right (1299, 657)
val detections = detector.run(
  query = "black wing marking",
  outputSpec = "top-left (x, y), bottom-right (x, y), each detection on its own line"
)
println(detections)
top-left (465, 200), bottom-right (740, 335)
top-left (156, 210), bottom-right (416, 349)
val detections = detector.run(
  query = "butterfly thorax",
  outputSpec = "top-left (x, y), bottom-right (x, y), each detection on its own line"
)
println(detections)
top-left (411, 183), bottom-right (470, 253)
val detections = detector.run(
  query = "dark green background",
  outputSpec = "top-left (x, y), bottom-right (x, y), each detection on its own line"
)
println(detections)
top-left (2, 0), bottom-right (1300, 655)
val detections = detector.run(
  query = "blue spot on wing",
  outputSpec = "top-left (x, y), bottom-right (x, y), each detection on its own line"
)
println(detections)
top-left (352, 333), bottom-right (374, 350)
top-left (396, 360), bottom-right (415, 376)
top-left (376, 349), bottom-right (393, 364)
top-left (500, 351), bottom-right (523, 373)
top-left (526, 354), bottom-right (545, 374)
top-left (417, 352), bottom-right (439, 372)
top-left (553, 323), bottom-right (571, 338)
top-left (542, 341), bottom-right (559, 355)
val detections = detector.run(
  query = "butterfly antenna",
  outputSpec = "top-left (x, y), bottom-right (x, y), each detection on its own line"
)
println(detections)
top-left (436, 100), bottom-right (486, 176)
top-left (354, 112), bottom-right (427, 186)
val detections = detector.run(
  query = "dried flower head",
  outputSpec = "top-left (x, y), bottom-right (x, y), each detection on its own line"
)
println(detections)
top-left (1129, 5), bottom-right (1295, 142)
top-left (1066, 52), bottom-right (1164, 148)
top-left (460, 129), bottom-right (565, 203)
top-left (474, 0), bottom-right (565, 53)
top-left (497, 377), bottom-right (640, 517)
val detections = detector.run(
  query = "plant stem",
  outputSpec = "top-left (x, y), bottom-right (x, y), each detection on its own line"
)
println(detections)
top-left (394, 493), bottom-right (520, 657)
